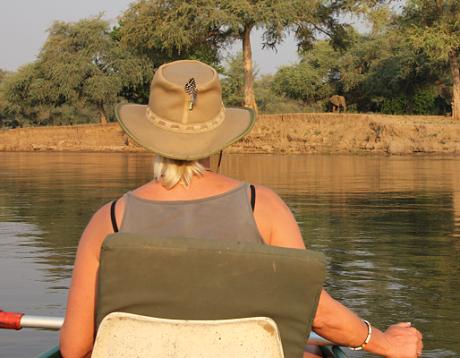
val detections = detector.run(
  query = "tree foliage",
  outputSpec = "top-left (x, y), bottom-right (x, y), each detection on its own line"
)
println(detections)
top-left (272, 42), bottom-right (337, 104)
top-left (1, 64), bottom-right (45, 127)
top-left (402, 0), bottom-right (460, 63)
top-left (0, 69), bottom-right (10, 127)
top-left (255, 75), bottom-right (312, 114)
top-left (0, 69), bottom-right (6, 85)
top-left (337, 24), bottom-right (447, 113)
top-left (221, 54), bottom-right (246, 108)
top-left (2, 1), bottom-right (457, 126)
top-left (4, 17), bottom-right (152, 126)
top-left (271, 5), bottom-right (453, 116)
top-left (401, 0), bottom-right (460, 119)
top-left (39, 17), bottom-right (152, 123)
top-left (118, 0), bottom-right (225, 66)
top-left (118, 0), bottom-right (381, 112)
top-left (221, 53), bottom-right (311, 114)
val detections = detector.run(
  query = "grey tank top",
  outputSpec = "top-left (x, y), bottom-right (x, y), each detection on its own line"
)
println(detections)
top-left (118, 183), bottom-right (264, 244)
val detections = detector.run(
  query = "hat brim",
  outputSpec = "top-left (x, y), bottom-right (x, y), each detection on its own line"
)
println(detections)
top-left (115, 104), bottom-right (255, 160)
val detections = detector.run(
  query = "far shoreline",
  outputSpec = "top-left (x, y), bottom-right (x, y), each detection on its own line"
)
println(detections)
top-left (1, 113), bottom-right (459, 155)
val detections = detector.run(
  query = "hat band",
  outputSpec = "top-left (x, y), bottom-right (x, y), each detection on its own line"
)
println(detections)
top-left (146, 106), bottom-right (225, 133)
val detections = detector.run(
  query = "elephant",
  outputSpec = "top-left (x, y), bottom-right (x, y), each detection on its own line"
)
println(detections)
top-left (329, 95), bottom-right (347, 113)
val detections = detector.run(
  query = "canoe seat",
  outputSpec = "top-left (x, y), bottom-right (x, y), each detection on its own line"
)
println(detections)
top-left (92, 313), bottom-right (284, 358)
top-left (96, 234), bottom-right (326, 357)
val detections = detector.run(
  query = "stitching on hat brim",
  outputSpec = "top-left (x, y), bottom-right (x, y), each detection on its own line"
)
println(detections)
top-left (115, 103), bottom-right (256, 161)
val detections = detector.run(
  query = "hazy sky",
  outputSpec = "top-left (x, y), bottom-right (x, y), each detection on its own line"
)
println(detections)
top-left (0, 0), bottom-right (301, 75)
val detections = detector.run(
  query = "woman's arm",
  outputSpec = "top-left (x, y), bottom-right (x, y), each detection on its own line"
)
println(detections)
top-left (59, 202), bottom-right (115, 358)
top-left (254, 186), bottom-right (422, 357)
top-left (313, 290), bottom-right (422, 357)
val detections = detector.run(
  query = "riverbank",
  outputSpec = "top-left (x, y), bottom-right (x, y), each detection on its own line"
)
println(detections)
top-left (1, 113), bottom-right (459, 154)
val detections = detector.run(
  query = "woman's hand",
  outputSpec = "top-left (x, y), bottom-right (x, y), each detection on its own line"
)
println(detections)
top-left (383, 322), bottom-right (423, 358)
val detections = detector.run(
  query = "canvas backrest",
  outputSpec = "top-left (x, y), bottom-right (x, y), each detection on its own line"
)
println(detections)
top-left (96, 234), bottom-right (326, 358)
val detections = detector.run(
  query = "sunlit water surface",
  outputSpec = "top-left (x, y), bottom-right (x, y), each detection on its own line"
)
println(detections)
top-left (0, 152), bottom-right (459, 357)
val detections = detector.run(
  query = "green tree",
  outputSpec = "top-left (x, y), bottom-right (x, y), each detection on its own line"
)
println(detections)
top-left (222, 53), bottom-right (282, 111)
top-left (272, 41), bottom-right (338, 104)
top-left (117, 1), bottom-right (225, 67)
top-left (324, 6), bottom-right (448, 114)
top-left (0, 69), bottom-right (6, 83)
top-left (255, 74), bottom-right (311, 113)
top-left (402, 0), bottom-right (460, 120)
top-left (119, 0), bottom-right (380, 112)
top-left (221, 53), bottom-right (248, 108)
top-left (0, 69), bottom-right (7, 127)
top-left (269, 24), bottom-right (450, 115)
top-left (34, 17), bottom-right (151, 124)
top-left (222, 53), bottom-right (311, 113)
top-left (2, 64), bottom-right (108, 127)
top-left (1, 64), bottom-right (46, 127)
top-left (116, 1), bottom-right (225, 105)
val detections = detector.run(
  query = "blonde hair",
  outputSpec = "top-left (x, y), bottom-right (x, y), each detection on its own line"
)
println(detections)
top-left (153, 155), bottom-right (206, 189)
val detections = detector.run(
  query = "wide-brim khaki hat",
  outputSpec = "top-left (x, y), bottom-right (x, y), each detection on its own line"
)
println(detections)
top-left (116, 60), bottom-right (256, 160)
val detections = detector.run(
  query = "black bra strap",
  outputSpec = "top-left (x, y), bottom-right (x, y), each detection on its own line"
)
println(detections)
top-left (250, 184), bottom-right (256, 212)
top-left (110, 200), bottom-right (119, 233)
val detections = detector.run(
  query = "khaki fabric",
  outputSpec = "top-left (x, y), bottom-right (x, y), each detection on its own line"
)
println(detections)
top-left (96, 234), bottom-right (326, 358)
top-left (116, 60), bottom-right (256, 160)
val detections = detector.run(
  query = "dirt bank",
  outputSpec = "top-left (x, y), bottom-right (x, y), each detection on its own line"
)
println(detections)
top-left (1, 113), bottom-right (459, 155)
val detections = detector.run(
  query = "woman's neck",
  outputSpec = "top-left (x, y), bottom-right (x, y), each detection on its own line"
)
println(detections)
top-left (134, 171), bottom-right (241, 201)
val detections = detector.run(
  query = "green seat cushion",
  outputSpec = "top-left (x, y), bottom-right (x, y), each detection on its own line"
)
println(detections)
top-left (96, 234), bottom-right (326, 358)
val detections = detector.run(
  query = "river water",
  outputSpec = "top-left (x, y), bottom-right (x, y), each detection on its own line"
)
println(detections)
top-left (0, 152), bottom-right (459, 357)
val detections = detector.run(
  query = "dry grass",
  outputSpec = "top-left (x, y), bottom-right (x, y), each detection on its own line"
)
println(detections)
top-left (1, 113), bottom-right (459, 155)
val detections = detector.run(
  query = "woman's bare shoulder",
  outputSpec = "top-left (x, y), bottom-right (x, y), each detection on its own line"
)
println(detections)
top-left (77, 200), bottom-right (120, 256)
top-left (253, 184), bottom-right (288, 208)
top-left (253, 184), bottom-right (305, 249)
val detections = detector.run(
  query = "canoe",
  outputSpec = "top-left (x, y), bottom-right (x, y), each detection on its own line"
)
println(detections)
top-left (320, 345), bottom-right (350, 358)
top-left (37, 346), bottom-right (60, 358)
top-left (37, 345), bottom-right (350, 358)
top-left (35, 321), bottom-right (352, 358)
top-left (3, 307), bottom-right (352, 358)
top-left (34, 320), bottom-right (350, 358)
top-left (9, 305), bottom-right (350, 358)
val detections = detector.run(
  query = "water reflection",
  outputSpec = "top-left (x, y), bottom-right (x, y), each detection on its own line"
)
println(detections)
top-left (0, 152), bottom-right (459, 357)
top-left (0, 152), bottom-right (154, 273)
top-left (453, 191), bottom-right (460, 241)
top-left (221, 154), bottom-right (460, 194)
top-left (222, 154), bottom-right (460, 357)
top-left (0, 221), bottom-right (67, 356)
top-left (0, 153), bottom-right (155, 356)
